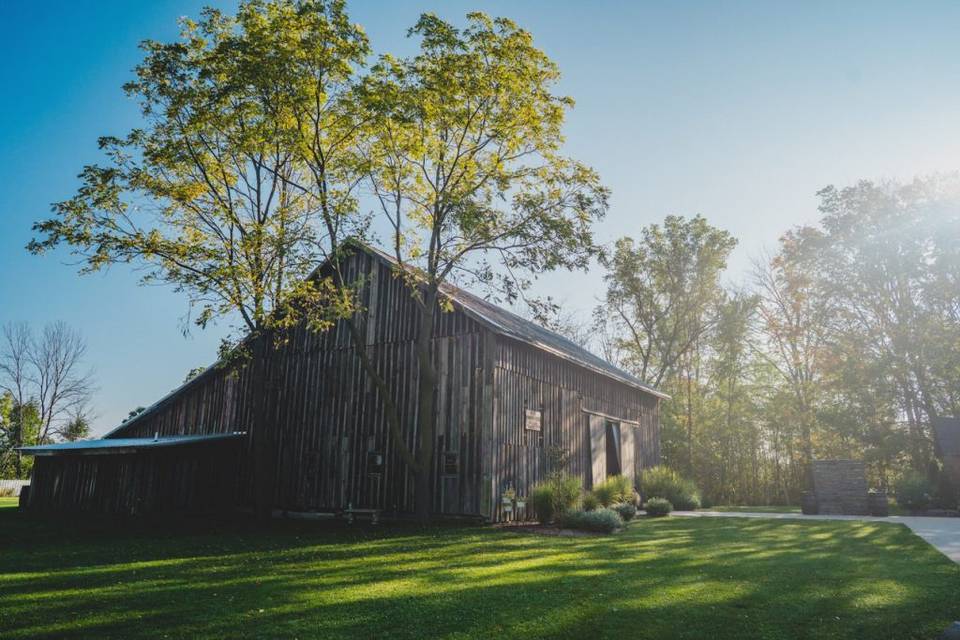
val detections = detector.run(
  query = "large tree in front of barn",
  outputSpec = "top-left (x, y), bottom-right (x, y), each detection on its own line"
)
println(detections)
top-left (28, 0), bottom-right (370, 517)
top-left (359, 13), bottom-right (609, 519)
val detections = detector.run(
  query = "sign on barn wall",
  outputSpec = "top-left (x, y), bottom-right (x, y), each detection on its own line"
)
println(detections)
top-left (525, 408), bottom-right (542, 431)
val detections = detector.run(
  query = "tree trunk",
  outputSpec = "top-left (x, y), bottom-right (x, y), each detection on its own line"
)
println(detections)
top-left (251, 330), bottom-right (279, 520)
top-left (413, 288), bottom-right (439, 522)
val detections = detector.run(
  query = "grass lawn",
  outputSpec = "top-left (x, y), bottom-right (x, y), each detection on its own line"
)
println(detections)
top-left (706, 505), bottom-right (801, 514)
top-left (1, 501), bottom-right (958, 639)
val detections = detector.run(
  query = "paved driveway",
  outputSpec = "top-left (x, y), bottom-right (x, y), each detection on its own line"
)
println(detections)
top-left (674, 510), bottom-right (960, 564)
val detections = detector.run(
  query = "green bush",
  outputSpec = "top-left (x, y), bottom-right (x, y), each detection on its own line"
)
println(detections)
top-left (581, 492), bottom-right (600, 511)
top-left (641, 466), bottom-right (701, 510)
top-left (530, 475), bottom-right (582, 523)
top-left (612, 502), bottom-right (637, 521)
top-left (555, 476), bottom-right (583, 513)
top-left (896, 472), bottom-right (933, 511)
top-left (530, 484), bottom-right (555, 523)
top-left (560, 508), bottom-right (623, 533)
top-left (644, 497), bottom-right (673, 517)
top-left (592, 475), bottom-right (633, 507)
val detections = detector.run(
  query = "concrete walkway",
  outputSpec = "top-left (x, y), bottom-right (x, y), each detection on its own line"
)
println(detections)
top-left (674, 510), bottom-right (960, 564)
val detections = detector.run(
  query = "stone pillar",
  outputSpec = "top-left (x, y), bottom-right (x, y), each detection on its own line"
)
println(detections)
top-left (811, 460), bottom-right (869, 516)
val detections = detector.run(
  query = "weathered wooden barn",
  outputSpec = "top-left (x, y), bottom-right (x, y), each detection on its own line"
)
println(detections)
top-left (21, 245), bottom-right (665, 521)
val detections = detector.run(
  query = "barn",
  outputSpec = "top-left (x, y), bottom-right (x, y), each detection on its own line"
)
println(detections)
top-left (20, 245), bottom-right (665, 521)
top-left (932, 417), bottom-right (960, 504)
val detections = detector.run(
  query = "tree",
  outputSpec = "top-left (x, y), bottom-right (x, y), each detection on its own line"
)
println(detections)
top-left (601, 215), bottom-right (737, 388)
top-left (29, 0), bottom-right (369, 516)
top-left (0, 324), bottom-right (30, 477)
top-left (124, 407), bottom-right (147, 423)
top-left (359, 13), bottom-right (608, 518)
top-left (601, 216), bottom-right (736, 475)
top-left (0, 322), bottom-right (95, 477)
top-left (0, 392), bottom-right (15, 477)
top-left (29, 322), bottom-right (96, 444)
top-left (61, 413), bottom-right (91, 442)
top-left (0, 399), bottom-right (41, 479)
top-left (751, 236), bottom-right (834, 466)
top-left (183, 367), bottom-right (207, 384)
top-left (703, 292), bottom-right (760, 503)
top-left (805, 176), bottom-right (960, 470)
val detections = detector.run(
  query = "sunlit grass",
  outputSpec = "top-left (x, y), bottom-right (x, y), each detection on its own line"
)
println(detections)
top-left (705, 505), bottom-right (801, 513)
top-left (0, 500), bottom-right (957, 639)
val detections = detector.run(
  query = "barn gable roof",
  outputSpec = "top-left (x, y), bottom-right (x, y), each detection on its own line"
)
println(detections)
top-left (357, 245), bottom-right (666, 399)
top-left (106, 244), bottom-right (665, 437)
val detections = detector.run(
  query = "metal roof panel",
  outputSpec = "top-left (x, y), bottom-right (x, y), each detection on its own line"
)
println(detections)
top-left (18, 432), bottom-right (245, 456)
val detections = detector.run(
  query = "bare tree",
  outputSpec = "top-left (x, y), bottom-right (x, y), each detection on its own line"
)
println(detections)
top-left (0, 322), bottom-right (95, 456)
top-left (28, 322), bottom-right (95, 443)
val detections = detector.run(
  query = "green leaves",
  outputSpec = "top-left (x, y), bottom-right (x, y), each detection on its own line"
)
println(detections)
top-left (361, 12), bottom-right (607, 301)
top-left (603, 215), bottom-right (737, 387)
top-left (30, 0), bottom-right (371, 340)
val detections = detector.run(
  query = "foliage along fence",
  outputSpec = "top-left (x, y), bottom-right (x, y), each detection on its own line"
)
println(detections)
top-left (0, 480), bottom-right (29, 497)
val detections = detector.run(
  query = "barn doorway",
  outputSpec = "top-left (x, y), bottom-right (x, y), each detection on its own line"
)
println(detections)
top-left (605, 420), bottom-right (622, 476)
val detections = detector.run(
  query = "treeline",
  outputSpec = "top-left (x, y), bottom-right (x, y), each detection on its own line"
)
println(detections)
top-left (563, 176), bottom-right (960, 506)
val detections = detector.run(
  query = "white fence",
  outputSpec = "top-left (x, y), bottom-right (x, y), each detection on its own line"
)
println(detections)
top-left (0, 480), bottom-right (29, 496)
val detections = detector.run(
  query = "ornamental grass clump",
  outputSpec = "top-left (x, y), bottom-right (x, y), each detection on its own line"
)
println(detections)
top-left (560, 508), bottom-right (623, 533)
top-left (530, 484), bottom-right (556, 523)
top-left (644, 497), bottom-right (673, 517)
top-left (581, 492), bottom-right (600, 511)
top-left (592, 474), bottom-right (633, 507)
top-left (530, 446), bottom-right (582, 523)
top-left (641, 466), bottom-right (701, 510)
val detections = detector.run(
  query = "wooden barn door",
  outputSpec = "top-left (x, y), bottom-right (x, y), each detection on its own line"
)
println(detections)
top-left (589, 414), bottom-right (606, 488)
top-left (621, 426), bottom-right (636, 486)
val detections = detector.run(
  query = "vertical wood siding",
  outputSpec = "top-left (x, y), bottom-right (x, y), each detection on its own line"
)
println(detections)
top-left (101, 252), bottom-right (488, 517)
top-left (486, 337), bottom-right (660, 521)
top-left (25, 444), bottom-right (240, 515)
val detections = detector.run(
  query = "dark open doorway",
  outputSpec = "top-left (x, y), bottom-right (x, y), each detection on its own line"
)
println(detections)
top-left (605, 420), bottom-right (621, 476)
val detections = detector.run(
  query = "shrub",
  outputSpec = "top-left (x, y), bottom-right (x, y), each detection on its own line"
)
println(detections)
top-left (641, 466), bottom-right (701, 510)
top-left (644, 497), bottom-right (673, 517)
top-left (0, 486), bottom-right (18, 498)
top-left (896, 472), bottom-right (933, 511)
top-left (612, 502), bottom-right (637, 521)
top-left (553, 476), bottom-right (583, 515)
top-left (560, 508), bottom-right (623, 533)
top-left (530, 475), bottom-right (582, 523)
top-left (581, 492), bottom-right (600, 512)
top-left (530, 484), bottom-right (555, 523)
top-left (592, 475), bottom-right (633, 507)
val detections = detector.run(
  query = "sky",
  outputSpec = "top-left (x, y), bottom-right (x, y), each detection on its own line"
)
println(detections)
top-left (2, 0), bottom-right (960, 436)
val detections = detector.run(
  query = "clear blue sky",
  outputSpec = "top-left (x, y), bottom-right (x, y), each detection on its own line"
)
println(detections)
top-left (2, 1), bottom-right (959, 435)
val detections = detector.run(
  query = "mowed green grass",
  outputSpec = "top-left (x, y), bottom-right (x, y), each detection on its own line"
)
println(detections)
top-left (1, 500), bottom-right (958, 639)
top-left (707, 505), bottom-right (801, 514)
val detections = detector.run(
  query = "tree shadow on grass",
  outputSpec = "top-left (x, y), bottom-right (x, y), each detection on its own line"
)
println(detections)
top-left (1, 511), bottom-right (958, 639)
